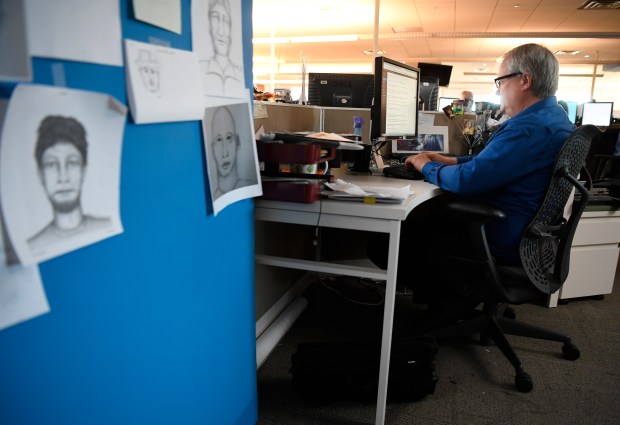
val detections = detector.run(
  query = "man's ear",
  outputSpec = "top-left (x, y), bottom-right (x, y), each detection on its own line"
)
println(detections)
top-left (520, 73), bottom-right (532, 91)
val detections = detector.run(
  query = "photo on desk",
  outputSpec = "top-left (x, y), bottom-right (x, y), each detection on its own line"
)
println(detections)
top-left (392, 125), bottom-right (449, 154)
top-left (202, 99), bottom-right (262, 216)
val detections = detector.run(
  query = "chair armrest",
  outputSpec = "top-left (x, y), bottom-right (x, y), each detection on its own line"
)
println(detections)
top-left (443, 200), bottom-right (506, 222)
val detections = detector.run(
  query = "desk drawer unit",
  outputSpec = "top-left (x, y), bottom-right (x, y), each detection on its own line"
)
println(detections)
top-left (559, 211), bottom-right (620, 301)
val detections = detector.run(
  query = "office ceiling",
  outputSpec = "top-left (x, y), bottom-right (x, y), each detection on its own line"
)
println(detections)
top-left (252, 0), bottom-right (620, 87)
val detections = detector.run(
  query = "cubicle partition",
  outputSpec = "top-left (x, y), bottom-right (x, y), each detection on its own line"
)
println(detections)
top-left (254, 102), bottom-right (322, 135)
top-left (253, 101), bottom-right (372, 144)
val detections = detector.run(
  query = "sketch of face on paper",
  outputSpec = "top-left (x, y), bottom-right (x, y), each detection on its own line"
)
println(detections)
top-left (26, 115), bottom-right (112, 253)
top-left (208, 105), bottom-right (255, 199)
top-left (202, 101), bottom-right (261, 216)
top-left (135, 49), bottom-right (161, 94)
top-left (0, 84), bottom-right (125, 266)
top-left (193, 0), bottom-right (244, 97)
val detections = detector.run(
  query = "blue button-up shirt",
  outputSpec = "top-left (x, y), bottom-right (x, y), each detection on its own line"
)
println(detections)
top-left (422, 96), bottom-right (576, 263)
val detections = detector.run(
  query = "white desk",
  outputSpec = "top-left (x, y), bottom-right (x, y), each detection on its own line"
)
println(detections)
top-left (255, 174), bottom-right (443, 425)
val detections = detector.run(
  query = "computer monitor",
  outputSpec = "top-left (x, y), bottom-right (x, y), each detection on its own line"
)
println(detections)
top-left (566, 101), bottom-right (578, 124)
top-left (370, 56), bottom-right (420, 141)
top-left (307, 73), bottom-right (374, 108)
top-left (581, 102), bottom-right (613, 126)
top-left (419, 76), bottom-right (440, 111)
top-left (417, 62), bottom-right (453, 87)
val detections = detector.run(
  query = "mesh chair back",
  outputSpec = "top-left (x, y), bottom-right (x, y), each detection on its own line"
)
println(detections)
top-left (519, 125), bottom-right (600, 294)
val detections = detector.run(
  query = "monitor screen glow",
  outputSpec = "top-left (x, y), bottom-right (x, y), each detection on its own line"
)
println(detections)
top-left (566, 101), bottom-right (578, 124)
top-left (581, 102), bottom-right (613, 126)
top-left (370, 57), bottom-right (420, 140)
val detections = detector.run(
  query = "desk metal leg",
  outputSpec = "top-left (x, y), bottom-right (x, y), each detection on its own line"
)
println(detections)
top-left (375, 220), bottom-right (401, 425)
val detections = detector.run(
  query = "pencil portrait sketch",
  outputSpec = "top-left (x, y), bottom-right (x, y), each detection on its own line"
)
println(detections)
top-left (124, 39), bottom-right (204, 124)
top-left (135, 49), bottom-right (161, 95)
top-left (202, 101), bottom-right (261, 215)
top-left (209, 106), bottom-right (255, 199)
top-left (192, 0), bottom-right (245, 98)
top-left (0, 84), bottom-right (125, 266)
top-left (27, 115), bottom-right (112, 252)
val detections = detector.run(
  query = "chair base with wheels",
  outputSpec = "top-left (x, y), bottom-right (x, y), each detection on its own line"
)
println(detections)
top-left (423, 299), bottom-right (580, 392)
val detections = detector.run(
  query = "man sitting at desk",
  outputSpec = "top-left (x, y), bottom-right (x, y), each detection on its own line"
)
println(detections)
top-left (369, 43), bottom-right (575, 299)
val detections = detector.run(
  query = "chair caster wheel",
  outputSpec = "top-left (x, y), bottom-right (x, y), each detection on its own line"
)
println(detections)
top-left (515, 371), bottom-right (533, 393)
top-left (503, 307), bottom-right (516, 320)
top-left (562, 343), bottom-right (580, 361)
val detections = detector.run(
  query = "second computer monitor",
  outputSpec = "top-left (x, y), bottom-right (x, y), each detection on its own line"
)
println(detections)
top-left (370, 56), bottom-right (421, 141)
top-left (417, 62), bottom-right (453, 86)
top-left (307, 73), bottom-right (374, 108)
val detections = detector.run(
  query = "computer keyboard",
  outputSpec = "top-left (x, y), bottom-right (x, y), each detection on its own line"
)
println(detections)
top-left (382, 164), bottom-right (425, 181)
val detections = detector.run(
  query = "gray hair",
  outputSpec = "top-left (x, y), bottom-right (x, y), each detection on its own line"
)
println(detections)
top-left (501, 44), bottom-right (559, 98)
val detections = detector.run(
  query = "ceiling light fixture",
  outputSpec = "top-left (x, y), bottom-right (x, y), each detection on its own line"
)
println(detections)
top-left (253, 35), bottom-right (359, 44)
top-left (289, 35), bottom-right (358, 43)
top-left (555, 50), bottom-right (582, 55)
top-left (578, 1), bottom-right (620, 10)
top-left (363, 49), bottom-right (386, 55)
top-left (392, 26), bottom-right (423, 33)
top-left (253, 37), bottom-right (289, 45)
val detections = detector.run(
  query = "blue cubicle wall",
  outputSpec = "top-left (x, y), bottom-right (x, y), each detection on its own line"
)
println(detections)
top-left (0, 1), bottom-right (257, 424)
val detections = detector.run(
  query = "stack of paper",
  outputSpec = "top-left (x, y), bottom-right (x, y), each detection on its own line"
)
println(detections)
top-left (324, 179), bottom-right (413, 203)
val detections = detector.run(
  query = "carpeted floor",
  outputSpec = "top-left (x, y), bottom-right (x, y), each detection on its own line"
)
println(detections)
top-left (257, 266), bottom-right (620, 425)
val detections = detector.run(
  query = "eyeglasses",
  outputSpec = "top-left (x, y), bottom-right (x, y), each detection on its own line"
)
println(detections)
top-left (494, 72), bottom-right (523, 89)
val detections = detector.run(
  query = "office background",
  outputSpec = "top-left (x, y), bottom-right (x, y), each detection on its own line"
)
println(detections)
top-left (252, 0), bottom-right (620, 112)
top-left (0, 1), bottom-right (257, 425)
top-left (253, 0), bottom-right (620, 325)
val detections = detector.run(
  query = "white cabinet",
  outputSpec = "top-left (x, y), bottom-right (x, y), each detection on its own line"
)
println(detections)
top-left (548, 209), bottom-right (620, 307)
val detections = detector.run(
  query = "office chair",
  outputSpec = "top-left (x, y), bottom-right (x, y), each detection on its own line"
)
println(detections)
top-left (419, 124), bottom-right (600, 393)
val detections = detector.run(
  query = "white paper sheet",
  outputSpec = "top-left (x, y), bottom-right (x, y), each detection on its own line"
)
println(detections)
top-left (0, 0), bottom-right (32, 81)
top-left (202, 97), bottom-right (262, 215)
top-left (325, 179), bottom-right (412, 200)
top-left (0, 218), bottom-right (50, 331)
top-left (191, 0), bottom-right (246, 99)
top-left (125, 39), bottom-right (204, 124)
top-left (418, 112), bottom-right (436, 127)
top-left (24, 0), bottom-right (123, 66)
top-left (133, 0), bottom-right (182, 34)
top-left (0, 84), bottom-right (126, 266)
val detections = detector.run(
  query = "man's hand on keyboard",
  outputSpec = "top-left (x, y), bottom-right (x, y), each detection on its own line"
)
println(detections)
top-left (424, 152), bottom-right (458, 165)
top-left (405, 152), bottom-right (458, 170)
top-left (405, 153), bottom-right (431, 171)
